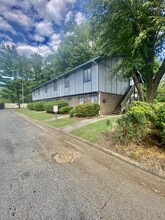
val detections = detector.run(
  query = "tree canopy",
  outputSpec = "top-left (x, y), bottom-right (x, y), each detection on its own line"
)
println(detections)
top-left (89, 0), bottom-right (165, 102)
top-left (48, 22), bottom-right (97, 75)
top-left (0, 45), bottom-right (53, 104)
top-left (0, 23), bottom-right (97, 104)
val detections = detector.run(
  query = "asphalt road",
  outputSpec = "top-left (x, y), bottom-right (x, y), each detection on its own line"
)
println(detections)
top-left (0, 109), bottom-right (165, 220)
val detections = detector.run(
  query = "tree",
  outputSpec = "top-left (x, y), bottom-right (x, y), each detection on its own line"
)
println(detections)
top-left (89, 0), bottom-right (165, 102)
top-left (0, 45), bottom-right (52, 104)
top-left (49, 22), bottom-right (97, 75)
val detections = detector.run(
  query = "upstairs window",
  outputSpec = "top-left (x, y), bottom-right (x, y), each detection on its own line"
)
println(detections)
top-left (38, 88), bottom-right (40, 95)
top-left (64, 76), bottom-right (69, 88)
top-left (84, 68), bottom-right (91, 82)
top-left (54, 81), bottom-right (57, 91)
top-left (45, 84), bottom-right (47, 93)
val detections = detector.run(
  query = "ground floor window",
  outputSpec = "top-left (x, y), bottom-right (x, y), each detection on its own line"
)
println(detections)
top-left (78, 96), bottom-right (84, 104)
top-left (89, 95), bottom-right (98, 103)
top-left (67, 97), bottom-right (72, 106)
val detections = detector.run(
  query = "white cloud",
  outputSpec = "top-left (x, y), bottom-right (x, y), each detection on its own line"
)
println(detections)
top-left (35, 21), bottom-right (54, 37)
top-left (1, 0), bottom-right (78, 26)
top-left (0, 33), bottom-right (13, 41)
top-left (2, 41), bottom-right (15, 47)
top-left (31, 34), bottom-right (45, 43)
top-left (0, 0), bottom-right (17, 7)
top-left (17, 44), bottom-right (52, 57)
top-left (48, 33), bottom-right (61, 51)
top-left (3, 10), bottom-right (32, 29)
top-left (0, 0), bottom-right (82, 57)
top-left (28, 0), bottom-right (76, 24)
top-left (75, 12), bottom-right (86, 25)
top-left (65, 11), bottom-right (73, 23)
top-left (0, 17), bottom-right (16, 35)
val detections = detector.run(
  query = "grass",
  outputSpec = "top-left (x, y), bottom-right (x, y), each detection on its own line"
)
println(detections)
top-left (72, 117), bottom-right (117, 142)
top-left (46, 118), bottom-right (75, 128)
top-left (14, 109), bottom-right (54, 121)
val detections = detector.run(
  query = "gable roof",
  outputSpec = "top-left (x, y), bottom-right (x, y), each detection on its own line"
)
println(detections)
top-left (32, 55), bottom-right (103, 91)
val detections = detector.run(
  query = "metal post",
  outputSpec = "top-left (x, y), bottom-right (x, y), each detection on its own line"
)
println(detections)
top-left (55, 112), bottom-right (57, 120)
top-left (22, 84), bottom-right (24, 104)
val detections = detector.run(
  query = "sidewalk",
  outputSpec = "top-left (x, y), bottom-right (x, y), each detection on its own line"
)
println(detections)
top-left (60, 115), bottom-right (119, 133)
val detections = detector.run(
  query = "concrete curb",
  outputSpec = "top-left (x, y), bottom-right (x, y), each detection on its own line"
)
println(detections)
top-left (14, 110), bottom-right (165, 179)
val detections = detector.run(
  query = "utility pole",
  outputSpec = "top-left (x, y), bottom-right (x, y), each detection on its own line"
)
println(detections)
top-left (22, 83), bottom-right (24, 104)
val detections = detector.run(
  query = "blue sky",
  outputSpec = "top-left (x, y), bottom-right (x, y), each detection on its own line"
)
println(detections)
top-left (0, 0), bottom-right (85, 57)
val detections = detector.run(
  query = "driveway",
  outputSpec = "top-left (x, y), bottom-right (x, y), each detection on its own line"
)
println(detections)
top-left (0, 109), bottom-right (165, 220)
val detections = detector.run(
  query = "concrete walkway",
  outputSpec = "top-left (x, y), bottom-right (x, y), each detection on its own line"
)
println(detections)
top-left (60, 115), bottom-right (120, 133)
top-left (43, 114), bottom-right (69, 122)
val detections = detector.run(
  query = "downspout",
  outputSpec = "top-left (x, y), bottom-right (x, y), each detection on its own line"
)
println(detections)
top-left (98, 63), bottom-right (100, 105)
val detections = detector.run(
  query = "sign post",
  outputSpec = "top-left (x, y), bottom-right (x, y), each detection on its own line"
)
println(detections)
top-left (53, 105), bottom-right (58, 120)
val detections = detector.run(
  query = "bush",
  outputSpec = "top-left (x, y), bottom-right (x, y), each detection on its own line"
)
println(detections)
top-left (75, 103), bottom-right (100, 117)
top-left (127, 101), bottom-right (156, 124)
top-left (152, 105), bottom-right (165, 144)
top-left (116, 101), bottom-right (152, 144)
top-left (33, 102), bottom-right (44, 111)
top-left (155, 84), bottom-right (165, 102)
top-left (59, 106), bottom-right (74, 114)
top-left (69, 109), bottom-right (76, 117)
top-left (43, 100), bottom-right (68, 113)
top-left (27, 102), bottom-right (34, 110)
top-left (115, 101), bottom-right (165, 145)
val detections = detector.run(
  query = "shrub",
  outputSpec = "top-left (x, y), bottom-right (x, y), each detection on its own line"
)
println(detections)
top-left (115, 101), bottom-right (165, 145)
top-left (115, 101), bottom-right (152, 144)
top-left (155, 84), bottom-right (165, 102)
top-left (59, 106), bottom-right (74, 114)
top-left (75, 103), bottom-right (100, 117)
top-left (33, 102), bottom-right (44, 111)
top-left (27, 102), bottom-right (34, 110)
top-left (152, 105), bottom-right (165, 144)
top-left (69, 109), bottom-right (76, 117)
top-left (127, 101), bottom-right (156, 123)
top-left (43, 100), bottom-right (68, 113)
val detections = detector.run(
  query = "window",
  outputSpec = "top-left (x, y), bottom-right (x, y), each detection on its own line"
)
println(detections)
top-left (64, 76), bottom-right (69, 87)
top-left (67, 97), bottom-right (72, 106)
top-left (89, 95), bottom-right (98, 103)
top-left (84, 68), bottom-right (91, 82)
top-left (54, 81), bottom-right (57, 91)
top-left (45, 84), bottom-right (47, 93)
top-left (38, 88), bottom-right (40, 95)
top-left (78, 97), bottom-right (84, 104)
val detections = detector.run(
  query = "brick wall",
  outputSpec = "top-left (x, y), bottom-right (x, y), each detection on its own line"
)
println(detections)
top-left (63, 93), bottom-right (98, 107)
top-left (42, 92), bottom-right (122, 115)
top-left (100, 92), bottom-right (123, 115)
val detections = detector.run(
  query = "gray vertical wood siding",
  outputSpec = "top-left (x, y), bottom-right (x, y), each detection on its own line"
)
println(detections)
top-left (98, 57), bottom-right (129, 95)
top-left (32, 57), bottom-right (130, 101)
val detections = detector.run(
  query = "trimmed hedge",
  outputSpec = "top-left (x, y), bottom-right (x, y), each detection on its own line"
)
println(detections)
top-left (27, 102), bottom-right (44, 111)
top-left (59, 106), bottom-right (74, 114)
top-left (75, 103), bottom-right (100, 117)
top-left (33, 102), bottom-right (44, 111)
top-left (43, 100), bottom-right (68, 113)
top-left (69, 109), bottom-right (76, 117)
top-left (27, 102), bottom-right (34, 110)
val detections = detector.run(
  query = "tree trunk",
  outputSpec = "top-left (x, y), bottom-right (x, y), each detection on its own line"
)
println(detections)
top-left (146, 82), bottom-right (156, 103)
top-left (146, 59), bottom-right (165, 103)
top-left (132, 72), bottom-right (144, 102)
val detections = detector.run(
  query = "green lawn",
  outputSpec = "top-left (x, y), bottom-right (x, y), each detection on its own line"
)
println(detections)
top-left (46, 118), bottom-right (75, 128)
top-left (14, 109), bottom-right (54, 121)
top-left (72, 117), bottom-right (117, 142)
